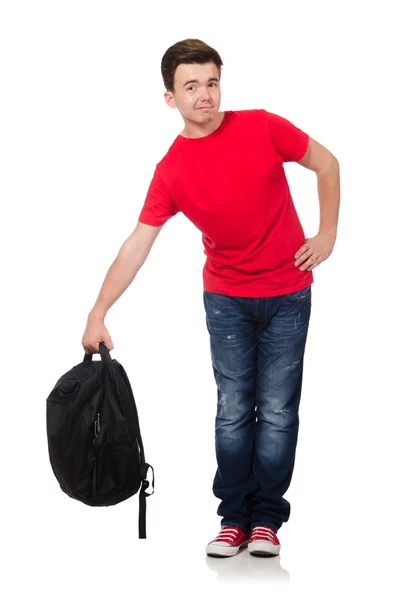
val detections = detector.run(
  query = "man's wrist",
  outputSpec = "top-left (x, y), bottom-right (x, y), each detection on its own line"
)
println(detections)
top-left (88, 308), bottom-right (106, 321)
top-left (318, 228), bottom-right (337, 241)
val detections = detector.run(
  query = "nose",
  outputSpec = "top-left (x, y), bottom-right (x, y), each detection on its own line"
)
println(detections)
top-left (199, 87), bottom-right (212, 102)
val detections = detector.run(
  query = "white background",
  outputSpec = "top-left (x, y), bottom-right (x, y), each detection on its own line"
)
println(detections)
top-left (1, 0), bottom-right (396, 597)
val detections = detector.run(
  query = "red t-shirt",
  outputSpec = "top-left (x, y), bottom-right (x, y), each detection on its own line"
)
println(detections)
top-left (138, 109), bottom-right (313, 297)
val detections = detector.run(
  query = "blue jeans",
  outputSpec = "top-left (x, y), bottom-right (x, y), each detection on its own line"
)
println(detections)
top-left (203, 285), bottom-right (312, 534)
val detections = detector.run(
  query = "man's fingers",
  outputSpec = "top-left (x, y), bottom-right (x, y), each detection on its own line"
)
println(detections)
top-left (294, 248), bottom-right (313, 266)
top-left (295, 244), bottom-right (309, 259)
top-left (301, 255), bottom-right (320, 271)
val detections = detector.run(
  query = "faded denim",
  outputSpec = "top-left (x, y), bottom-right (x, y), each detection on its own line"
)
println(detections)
top-left (203, 285), bottom-right (312, 534)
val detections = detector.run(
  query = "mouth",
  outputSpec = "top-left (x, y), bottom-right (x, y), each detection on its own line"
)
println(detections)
top-left (198, 106), bottom-right (213, 111)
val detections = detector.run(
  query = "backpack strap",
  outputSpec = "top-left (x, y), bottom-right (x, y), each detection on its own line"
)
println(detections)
top-left (116, 363), bottom-right (155, 538)
top-left (139, 463), bottom-right (154, 538)
top-left (97, 343), bottom-right (155, 539)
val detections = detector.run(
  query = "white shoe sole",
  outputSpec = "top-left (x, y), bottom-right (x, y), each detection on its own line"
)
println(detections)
top-left (206, 540), bottom-right (249, 557)
top-left (248, 540), bottom-right (281, 556)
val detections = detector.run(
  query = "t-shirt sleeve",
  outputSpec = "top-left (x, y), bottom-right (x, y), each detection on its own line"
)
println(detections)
top-left (138, 165), bottom-right (180, 227)
top-left (266, 111), bottom-right (309, 162)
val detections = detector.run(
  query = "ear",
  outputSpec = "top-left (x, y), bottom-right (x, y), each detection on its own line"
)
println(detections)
top-left (164, 92), bottom-right (176, 109)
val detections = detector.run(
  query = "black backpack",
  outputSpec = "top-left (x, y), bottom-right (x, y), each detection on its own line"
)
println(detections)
top-left (46, 342), bottom-right (154, 538)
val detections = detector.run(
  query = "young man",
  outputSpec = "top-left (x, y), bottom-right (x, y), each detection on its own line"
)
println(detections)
top-left (82, 39), bottom-right (340, 558)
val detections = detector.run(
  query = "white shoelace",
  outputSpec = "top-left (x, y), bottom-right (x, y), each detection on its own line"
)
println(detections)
top-left (250, 526), bottom-right (276, 542)
top-left (212, 526), bottom-right (240, 544)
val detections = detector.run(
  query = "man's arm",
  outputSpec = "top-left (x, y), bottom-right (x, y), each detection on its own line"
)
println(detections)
top-left (298, 137), bottom-right (340, 239)
top-left (127, 221), bottom-right (165, 255)
top-left (88, 222), bottom-right (164, 320)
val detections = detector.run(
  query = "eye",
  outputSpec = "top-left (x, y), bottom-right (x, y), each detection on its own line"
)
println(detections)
top-left (187, 83), bottom-right (217, 91)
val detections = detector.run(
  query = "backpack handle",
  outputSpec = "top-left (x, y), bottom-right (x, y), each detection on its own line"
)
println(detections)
top-left (83, 341), bottom-right (112, 364)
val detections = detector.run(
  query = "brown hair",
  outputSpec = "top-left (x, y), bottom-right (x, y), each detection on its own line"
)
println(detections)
top-left (161, 38), bottom-right (224, 94)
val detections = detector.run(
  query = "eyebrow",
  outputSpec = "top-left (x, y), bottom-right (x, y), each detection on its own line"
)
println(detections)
top-left (182, 77), bottom-right (219, 87)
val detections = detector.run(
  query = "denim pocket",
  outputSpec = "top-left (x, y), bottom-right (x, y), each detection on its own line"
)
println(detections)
top-left (285, 285), bottom-right (312, 301)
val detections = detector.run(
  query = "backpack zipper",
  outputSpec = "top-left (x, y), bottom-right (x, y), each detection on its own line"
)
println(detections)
top-left (94, 413), bottom-right (101, 437)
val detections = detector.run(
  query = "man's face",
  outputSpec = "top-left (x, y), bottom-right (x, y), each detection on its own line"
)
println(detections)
top-left (165, 61), bottom-right (221, 123)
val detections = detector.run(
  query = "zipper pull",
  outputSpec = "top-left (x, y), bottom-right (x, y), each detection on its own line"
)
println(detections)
top-left (94, 413), bottom-right (101, 437)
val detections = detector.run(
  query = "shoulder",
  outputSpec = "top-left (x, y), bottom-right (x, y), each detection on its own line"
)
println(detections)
top-left (155, 138), bottom-right (180, 172)
top-left (229, 108), bottom-right (269, 130)
top-left (229, 108), bottom-right (267, 120)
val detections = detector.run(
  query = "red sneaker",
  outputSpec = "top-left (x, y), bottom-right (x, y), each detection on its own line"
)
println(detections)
top-left (248, 526), bottom-right (281, 556)
top-left (206, 526), bottom-right (249, 557)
